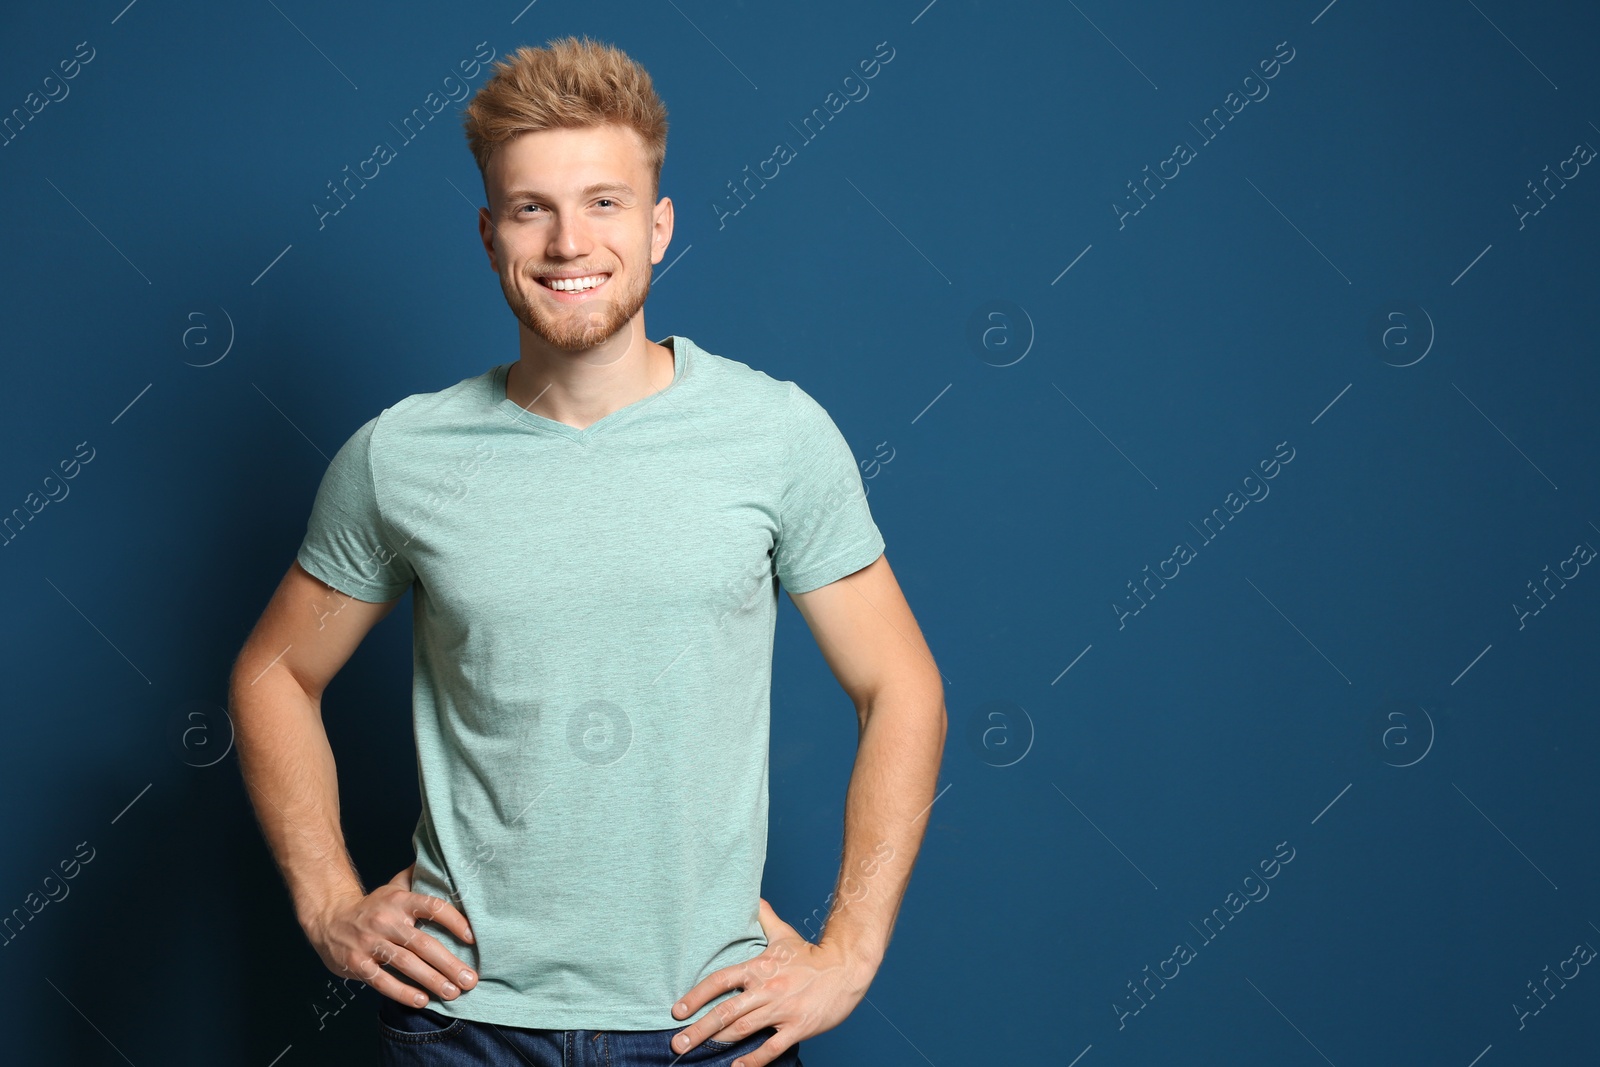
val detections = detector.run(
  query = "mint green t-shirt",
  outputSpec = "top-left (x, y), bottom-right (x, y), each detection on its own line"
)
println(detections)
top-left (294, 335), bottom-right (885, 1030)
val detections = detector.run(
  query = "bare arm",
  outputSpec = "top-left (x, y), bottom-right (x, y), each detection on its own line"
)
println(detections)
top-left (230, 560), bottom-right (478, 1007)
top-left (229, 559), bottom-right (398, 926)
top-left (787, 552), bottom-right (947, 975)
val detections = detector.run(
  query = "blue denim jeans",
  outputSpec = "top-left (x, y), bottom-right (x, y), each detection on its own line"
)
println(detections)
top-left (376, 998), bottom-right (805, 1066)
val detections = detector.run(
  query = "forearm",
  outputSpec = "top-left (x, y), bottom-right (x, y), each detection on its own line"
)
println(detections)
top-left (816, 684), bottom-right (946, 973)
top-left (230, 663), bottom-right (365, 929)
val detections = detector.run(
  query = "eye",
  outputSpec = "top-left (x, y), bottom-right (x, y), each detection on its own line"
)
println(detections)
top-left (517, 203), bottom-right (542, 215)
top-left (596, 198), bottom-right (617, 208)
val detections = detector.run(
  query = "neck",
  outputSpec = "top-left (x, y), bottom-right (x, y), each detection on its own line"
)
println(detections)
top-left (506, 325), bottom-right (674, 431)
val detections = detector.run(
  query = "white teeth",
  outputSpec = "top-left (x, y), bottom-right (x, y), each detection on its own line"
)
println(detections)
top-left (544, 274), bottom-right (606, 292)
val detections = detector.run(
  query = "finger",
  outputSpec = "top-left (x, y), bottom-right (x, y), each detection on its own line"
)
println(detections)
top-left (407, 891), bottom-right (476, 945)
top-left (672, 966), bottom-right (744, 1020)
top-left (336, 951), bottom-right (434, 1007)
top-left (384, 924), bottom-right (479, 995)
top-left (734, 1030), bottom-right (798, 1067)
top-left (366, 968), bottom-right (438, 1009)
top-left (370, 937), bottom-right (469, 1001)
top-left (755, 898), bottom-right (796, 942)
top-left (681, 1001), bottom-right (773, 1058)
top-left (673, 990), bottom-right (765, 1054)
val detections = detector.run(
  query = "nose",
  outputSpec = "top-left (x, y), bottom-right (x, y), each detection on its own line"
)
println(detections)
top-left (546, 211), bottom-right (592, 260)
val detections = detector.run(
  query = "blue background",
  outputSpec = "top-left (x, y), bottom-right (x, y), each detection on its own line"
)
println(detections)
top-left (2, 0), bottom-right (1597, 1063)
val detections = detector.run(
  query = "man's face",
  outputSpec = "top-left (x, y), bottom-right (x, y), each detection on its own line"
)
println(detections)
top-left (478, 124), bottom-right (671, 354)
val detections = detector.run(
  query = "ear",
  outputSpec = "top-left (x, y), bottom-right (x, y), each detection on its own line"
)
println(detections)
top-left (478, 206), bottom-right (499, 271)
top-left (650, 195), bottom-right (674, 265)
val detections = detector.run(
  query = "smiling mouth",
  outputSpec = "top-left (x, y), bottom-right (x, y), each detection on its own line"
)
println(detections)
top-left (538, 273), bottom-right (611, 293)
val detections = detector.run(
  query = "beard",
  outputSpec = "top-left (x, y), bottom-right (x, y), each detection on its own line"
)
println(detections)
top-left (499, 259), bottom-right (652, 354)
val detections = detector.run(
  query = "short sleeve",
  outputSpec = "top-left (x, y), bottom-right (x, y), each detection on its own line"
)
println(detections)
top-left (295, 415), bottom-right (416, 603)
top-left (774, 382), bottom-right (886, 594)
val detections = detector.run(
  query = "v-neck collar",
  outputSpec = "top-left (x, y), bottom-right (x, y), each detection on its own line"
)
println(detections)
top-left (493, 335), bottom-right (688, 443)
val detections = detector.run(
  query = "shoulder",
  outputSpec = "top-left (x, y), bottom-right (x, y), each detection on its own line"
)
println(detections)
top-left (363, 364), bottom-right (499, 448)
top-left (675, 335), bottom-right (792, 411)
top-left (674, 336), bottom-right (856, 447)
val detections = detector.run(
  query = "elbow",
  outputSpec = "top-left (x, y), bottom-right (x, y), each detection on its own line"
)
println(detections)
top-left (857, 673), bottom-right (946, 738)
top-left (921, 660), bottom-right (947, 730)
top-left (229, 644), bottom-right (323, 712)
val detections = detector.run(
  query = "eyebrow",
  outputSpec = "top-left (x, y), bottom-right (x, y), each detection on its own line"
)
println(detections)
top-left (501, 181), bottom-right (637, 202)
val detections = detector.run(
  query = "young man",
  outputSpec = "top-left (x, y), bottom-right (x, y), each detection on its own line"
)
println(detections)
top-left (230, 35), bottom-right (945, 1067)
